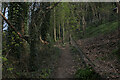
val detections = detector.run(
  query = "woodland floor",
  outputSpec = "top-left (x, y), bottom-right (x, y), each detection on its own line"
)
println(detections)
top-left (51, 30), bottom-right (120, 79)
top-left (52, 44), bottom-right (76, 78)
top-left (77, 30), bottom-right (120, 80)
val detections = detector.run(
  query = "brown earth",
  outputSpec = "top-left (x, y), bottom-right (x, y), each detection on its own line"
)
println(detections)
top-left (77, 30), bottom-right (120, 80)
top-left (53, 44), bottom-right (76, 78)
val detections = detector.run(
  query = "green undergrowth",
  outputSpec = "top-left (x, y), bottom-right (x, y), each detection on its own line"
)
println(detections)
top-left (38, 68), bottom-right (52, 78)
top-left (74, 67), bottom-right (102, 80)
top-left (70, 46), bottom-right (79, 54)
top-left (36, 46), bottom-right (60, 78)
top-left (2, 45), bottom-right (60, 78)
top-left (83, 21), bottom-right (118, 39)
top-left (70, 46), bottom-right (103, 80)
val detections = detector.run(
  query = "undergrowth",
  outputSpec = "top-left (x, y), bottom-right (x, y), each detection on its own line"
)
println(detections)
top-left (80, 21), bottom-right (118, 39)
top-left (70, 46), bottom-right (79, 54)
top-left (74, 67), bottom-right (102, 80)
top-left (2, 45), bottom-right (60, 78)
top-left (70, 46), bottom-right (103, 80)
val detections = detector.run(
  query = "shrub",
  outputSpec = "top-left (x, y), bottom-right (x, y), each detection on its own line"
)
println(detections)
top-left (74, 67), bottom-right (102, 80)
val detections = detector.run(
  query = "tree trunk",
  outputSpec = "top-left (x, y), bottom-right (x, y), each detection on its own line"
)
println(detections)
top-left (29, 21), bottom-right (40, 71)
top-left (0, 3), bottom-right (2, 79)
top-left (20, 19), bottom-right (29, 72)
top-left (116, 2), bottom-right (120, 30)
top-left (117, 2), bottom-right (120, 55)
top-left (82, 16), bottom-right (86, 35)
top-left (59, 23), bottom-right (61, 39)
top-left (62, 21), bottom-right (64, 43)
top-left (69, 34), bottom-right (72, 44)
top-left (54, 8), bottom-right (56, 42)
top-left (78, 20), bottom-right (80, 31)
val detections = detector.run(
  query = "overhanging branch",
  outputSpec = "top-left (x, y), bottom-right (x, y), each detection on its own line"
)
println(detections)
top-left (0, 11), bottom-right (22, 38)
top-left (46, 1), bottom-right (61, 12)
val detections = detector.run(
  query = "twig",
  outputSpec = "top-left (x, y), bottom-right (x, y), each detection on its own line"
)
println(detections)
top-left (5, 49), bottom-right (11, 58)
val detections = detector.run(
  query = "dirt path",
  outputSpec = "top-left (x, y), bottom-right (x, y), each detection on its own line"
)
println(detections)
top-left (53, 44), bottom-right (76, 78)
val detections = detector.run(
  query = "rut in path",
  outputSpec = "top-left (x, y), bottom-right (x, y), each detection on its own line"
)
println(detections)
top-left (53, 44), bottom-right (76, 78)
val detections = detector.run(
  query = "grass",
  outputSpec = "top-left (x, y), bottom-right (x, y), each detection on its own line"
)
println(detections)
top-left (83, 21), bottom-right (118, 38)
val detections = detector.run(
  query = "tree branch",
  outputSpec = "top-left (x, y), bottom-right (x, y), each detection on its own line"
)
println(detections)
top-left (0, 11), bottom-right (23, 38)
top-left (2, 6), bottom-right (7, 32)
top-left (35, 1), bottom-right (61, 19)
top-left (46, 1), bottom-right (61, 12)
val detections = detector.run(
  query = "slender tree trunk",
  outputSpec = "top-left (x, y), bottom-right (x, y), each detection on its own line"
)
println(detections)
top-left (62, 21), bottom-right (64, 43)
top-left (91, 4), bottom-right (96, 23)
top-left (0, 3), bottom-right (2, 79)
top-left (116, 2), bottom-right (120, 30)
top-left (116, 2), bottom-right (120, 54)
top-left (79, 20), bottom-right (80, 31)
top-left (69, 34), bottom-right (71, 44)
top-left (54, 8), bottom-right (56, 42)
top-left (59, 23), bottom-right (60, 39)
top-left (82, 16), bottom-right (86, 35)
top-left (54, 26), bottom-right (56, 42)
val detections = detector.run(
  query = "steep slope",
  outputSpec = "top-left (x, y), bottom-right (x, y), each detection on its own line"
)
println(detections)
top-left (77, 30), bottom-right (120, 79)
top-left (84, 21), bottom-right (118, 38)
